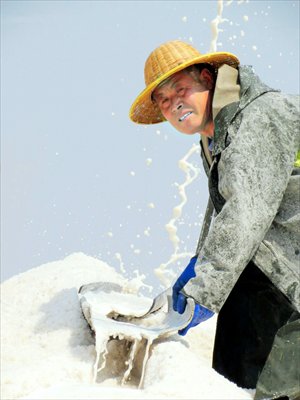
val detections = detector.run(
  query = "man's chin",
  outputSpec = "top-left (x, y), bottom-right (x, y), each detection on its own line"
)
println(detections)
top-left (183, 131), bottom-right (198, 136)
top-left (178, 127), bottom-right (200, 135)
top-left (170, 121), bottom-right (200, 135)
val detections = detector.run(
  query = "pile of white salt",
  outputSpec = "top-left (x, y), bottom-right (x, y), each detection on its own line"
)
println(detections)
top-left (1, 252), bottom-right (254, 399)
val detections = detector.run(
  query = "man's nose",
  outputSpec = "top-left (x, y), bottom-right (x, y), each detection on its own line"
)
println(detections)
top-left (171, 99), bottom-right (183, 113)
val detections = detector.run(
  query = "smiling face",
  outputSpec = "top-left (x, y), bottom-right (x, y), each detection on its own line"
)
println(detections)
top-left (152, 68), bottom-right (215, 136)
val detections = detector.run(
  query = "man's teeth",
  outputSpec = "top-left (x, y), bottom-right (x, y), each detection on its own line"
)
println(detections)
top-left (179, 112), bottom-right (192, 122)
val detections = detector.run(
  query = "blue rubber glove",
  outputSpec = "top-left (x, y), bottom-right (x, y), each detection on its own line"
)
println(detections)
top-left (172, 255), bottom-right (198, 314)
top-left (172, 255), bottom-right (214, 336)
top-left (178, 303), bottom-right (214, 336)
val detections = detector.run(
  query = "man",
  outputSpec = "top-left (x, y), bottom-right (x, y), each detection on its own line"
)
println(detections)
top-left (129, 40), bottom-right (300, 399)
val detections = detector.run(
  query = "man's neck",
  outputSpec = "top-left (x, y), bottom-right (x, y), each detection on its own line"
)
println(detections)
top-left (200, 120), bottom-right (214, 138)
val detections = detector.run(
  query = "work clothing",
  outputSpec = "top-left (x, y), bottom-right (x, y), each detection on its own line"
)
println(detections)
top-left (181, 65), bottom-right (300, 396)
top-left (183, 64), bottom-right (300, 314)
top-left (212, 261), bottom-right (298, 393)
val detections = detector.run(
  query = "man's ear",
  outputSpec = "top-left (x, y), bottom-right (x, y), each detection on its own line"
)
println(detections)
top-left (200, 69), bottom-right (214, 90)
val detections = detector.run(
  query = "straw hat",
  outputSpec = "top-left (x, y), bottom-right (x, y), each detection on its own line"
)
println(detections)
top-left (129, 40), bottom-right (239, 125)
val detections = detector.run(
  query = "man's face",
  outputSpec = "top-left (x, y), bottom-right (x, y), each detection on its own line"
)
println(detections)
top-left (152, 69), bottom-right (214, 136)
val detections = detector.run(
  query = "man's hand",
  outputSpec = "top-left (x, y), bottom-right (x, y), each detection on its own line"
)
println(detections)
top-left (172, 255), bottom-right (198, 314)
top-left (178, 303), bottom-right (214, 336)
top-left (172, 255), bottom-right (214, 335)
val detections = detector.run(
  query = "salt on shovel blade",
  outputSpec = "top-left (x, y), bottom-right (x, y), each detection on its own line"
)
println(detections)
top-left (79, 282), bottom-right (124, 329)
top-left (78, 281), bottom-right (195, 336)
top-left (78, 281), bottom-right (196, 387)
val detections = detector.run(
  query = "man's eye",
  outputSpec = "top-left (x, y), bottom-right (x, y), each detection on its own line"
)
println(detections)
top-left (177, 87), bottom-right (185, 95)
top-left (161, 98), bottom-right (170, 107)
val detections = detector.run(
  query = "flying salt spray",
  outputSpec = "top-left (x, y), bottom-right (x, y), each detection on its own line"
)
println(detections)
top-left (154, 144), bottom-right (200, 287)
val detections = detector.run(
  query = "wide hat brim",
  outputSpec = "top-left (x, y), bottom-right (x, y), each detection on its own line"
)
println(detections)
top-left (129, 52), bottom-right (239, 125)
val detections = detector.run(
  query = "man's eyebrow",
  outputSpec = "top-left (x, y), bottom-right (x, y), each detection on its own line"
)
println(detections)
top-left (151, 91), bottom-right (165, 103)
top-left (152, 74), bottom-right (187, 101)
top-left (154, 77), bottom-right (184, 98)
top-left (153, 91), bottom-right (165, 99)
top-left (169, 76), bottom-right (183, 89)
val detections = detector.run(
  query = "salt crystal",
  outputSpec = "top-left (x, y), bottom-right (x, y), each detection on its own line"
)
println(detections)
top-left (146, 158), bottom-right (152, 166)
top-left (144, 228), bottom-right (150, 237)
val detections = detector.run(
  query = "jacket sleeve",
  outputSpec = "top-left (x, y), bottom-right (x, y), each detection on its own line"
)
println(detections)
top-left (183, 92), bottom-right (300, 312)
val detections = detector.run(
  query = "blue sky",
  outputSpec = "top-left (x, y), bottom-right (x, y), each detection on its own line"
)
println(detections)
top-left (1, 0), bottom-right (299, 285)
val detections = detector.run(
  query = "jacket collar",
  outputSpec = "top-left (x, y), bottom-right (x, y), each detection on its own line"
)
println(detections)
top-left (212, 64), bottom-right (240, 120)
top-left (201, 65), bottom-right (279, 158)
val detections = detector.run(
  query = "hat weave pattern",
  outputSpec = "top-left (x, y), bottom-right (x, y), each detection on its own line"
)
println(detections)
top-left (145, 41), bottom-right (202, 85)
top-left (130, 40), bottom-right (240, 125)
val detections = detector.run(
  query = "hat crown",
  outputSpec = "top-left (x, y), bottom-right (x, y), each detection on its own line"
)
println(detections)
top-left (144, 40), bottom-right (202, 86)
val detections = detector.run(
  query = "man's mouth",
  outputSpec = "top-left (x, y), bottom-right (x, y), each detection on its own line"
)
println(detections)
top-left (178, 112), bottom-right (192, 122)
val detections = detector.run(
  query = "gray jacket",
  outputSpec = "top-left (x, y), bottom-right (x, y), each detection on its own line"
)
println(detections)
top-left (183, 65), bottom-right (300, 313)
